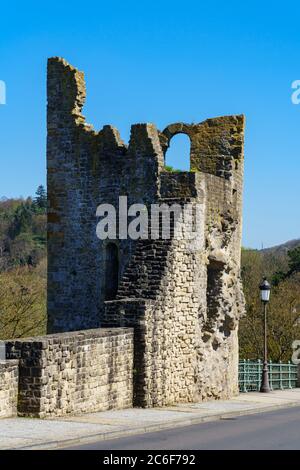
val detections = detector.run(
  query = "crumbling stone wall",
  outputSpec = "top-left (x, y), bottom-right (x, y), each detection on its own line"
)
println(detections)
top-left (103, 171), bottom-right (243, 404)
top-left (0, 360), bottom-right (18, 418)
top-left (5, 328), bottom-right (133, 417)
top-left (103, 191), bottom-right (205, 406)
top-left (47, 57), bottom-right (245, 406)
top-left (47, 58), bottom-right (163, 333)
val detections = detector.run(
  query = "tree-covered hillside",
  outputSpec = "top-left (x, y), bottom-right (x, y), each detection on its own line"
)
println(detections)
top-left (0, 187), bottom-right (47, 338)
top-left (0, 186), bottom-right (46, 270)
top-left (240, 245), bottom-right (300, 362)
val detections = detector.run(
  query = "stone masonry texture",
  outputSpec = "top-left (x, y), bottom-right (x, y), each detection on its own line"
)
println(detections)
top-left (5, 328), bottom-right (133, 418)
top-left (0, 58), bottom-right (246, 419)
top-left (0, 360), bottom-right (18, 418)
top-left (45, 57), bottom-right (246, 409)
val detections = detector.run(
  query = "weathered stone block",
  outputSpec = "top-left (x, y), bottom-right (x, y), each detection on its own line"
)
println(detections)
top-left (0, 360), bottom-right (19, 418)
top-left (5, 328), bottom-right (133, 417)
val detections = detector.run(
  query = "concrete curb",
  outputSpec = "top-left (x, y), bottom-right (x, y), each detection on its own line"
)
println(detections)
top-left (16, 399), bottom-right (300, 450)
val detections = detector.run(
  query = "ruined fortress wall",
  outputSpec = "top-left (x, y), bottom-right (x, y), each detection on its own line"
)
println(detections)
top-left (103, 118), bottom-right (244, 405)
top-left (193, 117), bottom-right (244, 400)
top-left (196, 173), bottom-right (243, 400)
top-left (103, 171), bottom-right (243, 404)
top-left (47, 58), bottom-right (164, 333)
top-left (0, 59), bottom-right (246, 420)
top-left (47, 58), bottom-right (245, 407)
top-left (103, 214), bottom-right (206, 407)
top-left (5, 328), bottom-right (133, 418)
top-left (0, 360), bottom-right (18, 418)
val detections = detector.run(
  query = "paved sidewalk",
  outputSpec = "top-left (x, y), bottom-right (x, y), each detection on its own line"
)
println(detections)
top-left (1, 389), bottom-right (300, 450)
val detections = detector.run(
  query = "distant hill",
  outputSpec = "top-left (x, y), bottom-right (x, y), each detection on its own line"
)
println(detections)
top-left (260, 239), bottom-right (300, 255)
top-left (0, 189), bottom-right (47, 271)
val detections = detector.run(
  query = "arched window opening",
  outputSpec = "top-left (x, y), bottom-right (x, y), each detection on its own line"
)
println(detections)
top-left (164, 133), bottom-right (191, 172)
top-left (105, 243), bottom-right (119, 300)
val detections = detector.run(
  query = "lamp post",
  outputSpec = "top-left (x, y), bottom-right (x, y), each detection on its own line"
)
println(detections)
top-left (259, 277), bottom-right (271, 393)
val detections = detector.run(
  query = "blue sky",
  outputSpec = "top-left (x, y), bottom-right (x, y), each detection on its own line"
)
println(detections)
top-left (0, 1), bottom-right (299, 248)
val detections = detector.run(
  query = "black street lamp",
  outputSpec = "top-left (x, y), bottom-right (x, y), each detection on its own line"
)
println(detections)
top-left (259, 277), bottom-right (271, 393)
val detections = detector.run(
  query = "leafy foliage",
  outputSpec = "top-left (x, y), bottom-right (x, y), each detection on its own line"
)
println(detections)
top-left (0, 187), bottom-right (47, 339)
top-left (272, 246), bottom-right (300, 285)
top-left (164, 165), bottom-right (182, 173)
top-left (240, 246), bottom-right (300, 362)
top-left (33, 185), bottom-right (47, 212)
top-left (0, 186), bottom-right (46, 270)
top-left (0, 262), bottom-right (47, 339)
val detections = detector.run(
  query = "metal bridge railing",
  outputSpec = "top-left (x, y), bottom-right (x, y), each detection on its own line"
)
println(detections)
top-left (239, 359), bottom-right (298, 392)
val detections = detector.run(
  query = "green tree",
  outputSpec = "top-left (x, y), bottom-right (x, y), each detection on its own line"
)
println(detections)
top-left (239, 248), bottom-right (300, 362)
top-left (272, 246), bottom-right (300, 285)
top-left (34, 185), bottom-right (47, 211)
top-left (288, 247), bottom-right (300, 276)
top-left (0, 263), bottom-right (47, 339)
top-left (0, 196), bottom-right (46, 270)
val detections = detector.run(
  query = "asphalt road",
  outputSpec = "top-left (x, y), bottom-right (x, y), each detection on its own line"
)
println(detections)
top-left (66, 405), bottom-right (300, 450)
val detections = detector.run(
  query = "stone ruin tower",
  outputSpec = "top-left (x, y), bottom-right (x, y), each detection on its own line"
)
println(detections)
top-left (47, 57), bottom-right (245, 406)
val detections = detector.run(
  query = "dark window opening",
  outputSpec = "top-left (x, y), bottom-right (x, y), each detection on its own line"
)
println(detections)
top-left (105, 243), bottom-right (119, 300)
top-left (164, 133), bottom-right (191, 172)
top-left (206, 260), bottom-right (224, 321)
top-left (232, 188), bottom-right (237, 206)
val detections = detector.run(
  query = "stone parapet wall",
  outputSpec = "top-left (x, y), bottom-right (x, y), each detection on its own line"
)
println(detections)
top-left (46, 58), bottom-right (246, 409)
top-left (0, 360), bottom-right (19, 418)
top-left (103, 198), bottom-right (207, 407)
top-left (103, 184), bottom-right (242, 405)
top-left (5, 328), bottom-right (133, 418)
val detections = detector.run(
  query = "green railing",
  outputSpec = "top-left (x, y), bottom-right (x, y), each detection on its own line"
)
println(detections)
top-left (239, 359), bottom-right (298, 392)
